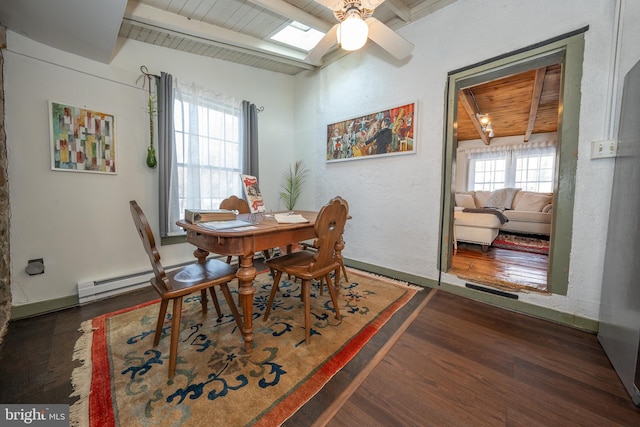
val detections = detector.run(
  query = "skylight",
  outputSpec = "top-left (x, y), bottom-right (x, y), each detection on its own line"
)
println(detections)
top-left (270, 21), bottom-right (325, 52)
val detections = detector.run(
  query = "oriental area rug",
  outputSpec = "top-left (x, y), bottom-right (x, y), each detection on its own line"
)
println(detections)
top-left (70, 268), bottom-right (418, 427)
top-left (492, 232), bottom-right (550, 255)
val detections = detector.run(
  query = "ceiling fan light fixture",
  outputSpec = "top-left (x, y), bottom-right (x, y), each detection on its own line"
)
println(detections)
top-left (337, 11), bottom-right (368, 51)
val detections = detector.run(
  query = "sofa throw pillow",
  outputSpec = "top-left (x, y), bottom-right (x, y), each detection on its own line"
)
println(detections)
top-left (515, 193), bottom-right (553, 212)
top-left (455, 193), bottom-right (476, 209)
top-left (474, 191), bottom-right (492, 208)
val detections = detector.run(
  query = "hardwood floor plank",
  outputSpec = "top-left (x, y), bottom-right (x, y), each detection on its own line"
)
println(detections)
top-left (3, 272), bottom-right (640, 426)
top-left (451, 244), bottom-right (549, 291)
top-left (329, 290), bottom-right (640, 426)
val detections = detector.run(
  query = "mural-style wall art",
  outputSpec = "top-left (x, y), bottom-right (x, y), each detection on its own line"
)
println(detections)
top-left (326, 101), bottom-right (417, 162)
top-left (49, 101), bottom-right (116, 174)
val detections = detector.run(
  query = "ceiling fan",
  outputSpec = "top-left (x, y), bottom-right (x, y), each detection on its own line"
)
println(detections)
top-left (306, 0), bottom-right (414, 64)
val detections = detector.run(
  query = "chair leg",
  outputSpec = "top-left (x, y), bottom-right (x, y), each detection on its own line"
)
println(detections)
top-left (200, 289), bottom-right (208, 314)
top-left (208, 287), bottom-right (223, 321)
top-left (168, 297), bottom-right (183, 378)
top-left (218, 283), bottom-right (244, 332)
top-left (154, 299), bottom-right (169, 346)
top-left (325, 274), bottom-right (342, 321)
top-left (340, 260), bottom-right (349, 284)
top-left (302, 279), bottom-right (311, 344)
top-left (263, 271), bottom-right (283, 321)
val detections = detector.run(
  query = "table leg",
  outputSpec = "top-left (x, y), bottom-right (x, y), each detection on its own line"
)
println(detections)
top-left (194, 248), bottom-right (208, 264)
top-left (237, 254), bottom-right (257, 353)
top-left (193, 248), bottom-right (223, 316)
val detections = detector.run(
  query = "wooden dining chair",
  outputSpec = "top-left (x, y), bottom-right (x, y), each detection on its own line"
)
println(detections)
top-left (129, 200), bottom-right (243, 378)
top-left (219, 195), bottom-right (272, 263)
top-left (300, 197), bottom-right (350, 292)
top-left (262, 196), bottom-right (348, 344)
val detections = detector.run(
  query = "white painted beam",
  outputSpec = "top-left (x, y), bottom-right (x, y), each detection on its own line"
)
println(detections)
top-left (385, 0), bottom-right (412, 22)
top-left (246, 0), bottom-right (334, 32)
top-left (124, 0), bottom-right (315, 68)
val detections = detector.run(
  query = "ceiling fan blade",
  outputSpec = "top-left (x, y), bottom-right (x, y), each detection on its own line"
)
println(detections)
top-left (312, 0), bottom-right (343, 10)
top-left (305, 24), bottom-right (339, 65)
top-left (366, 17), bottom-right (414, 60)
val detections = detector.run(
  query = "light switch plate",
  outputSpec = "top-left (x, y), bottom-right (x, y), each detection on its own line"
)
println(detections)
top-left (590, 140), bottom-right (617, 159)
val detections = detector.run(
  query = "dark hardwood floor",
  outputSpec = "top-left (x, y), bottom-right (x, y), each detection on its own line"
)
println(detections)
top-left (2, 270), bottom-right (639, 426)
top-left (450, 242), bottom-right (549, 292)
top-left (327, 290), bottom-right (640, 427)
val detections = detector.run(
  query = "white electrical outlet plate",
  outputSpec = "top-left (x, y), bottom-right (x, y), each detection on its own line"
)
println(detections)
top-left (590, 140), bottom-right (618, 159)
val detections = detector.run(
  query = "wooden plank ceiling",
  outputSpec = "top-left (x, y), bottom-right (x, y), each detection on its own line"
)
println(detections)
top-left (456, 63), bottom-right (561, 143)
top-left (118, 0), bottom-right (457, 75)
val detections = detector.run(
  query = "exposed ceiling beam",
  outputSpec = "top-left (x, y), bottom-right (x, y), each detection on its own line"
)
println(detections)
top-left (123, 0), bottom-right (315, 69)
top-left (246, 0), bottom-right (334, 32)
top-left (524, 67), bottom-right (547, 142)
top-left (460, 89), bottom-right (490, 145)
top-left (385, 0), bottom-right (412, 22)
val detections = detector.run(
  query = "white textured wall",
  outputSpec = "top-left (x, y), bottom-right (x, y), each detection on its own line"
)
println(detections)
top-left (6, 0), bottom-right (640, 322)
top-left (294, 0), bottom-right (640, 321)
top-left (6, 34), bottom-right (295, 305)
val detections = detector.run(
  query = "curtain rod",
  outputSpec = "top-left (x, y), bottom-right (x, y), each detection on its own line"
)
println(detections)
top-left (136, 65), bottom-right (159, 93)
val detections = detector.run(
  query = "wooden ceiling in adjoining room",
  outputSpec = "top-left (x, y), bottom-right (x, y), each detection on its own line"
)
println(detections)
top-left (456, 63), bottom-right (561, 143)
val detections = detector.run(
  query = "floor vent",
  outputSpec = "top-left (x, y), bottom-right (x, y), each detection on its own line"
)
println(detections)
top-left (465, 283), bottom-right (519, 299)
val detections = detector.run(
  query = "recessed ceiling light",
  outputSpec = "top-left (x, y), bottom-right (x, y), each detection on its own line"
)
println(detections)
top-left (270, 21), bottom-right (325, 52)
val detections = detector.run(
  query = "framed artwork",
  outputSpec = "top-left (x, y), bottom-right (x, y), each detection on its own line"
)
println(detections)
top-left (326, 101), bottom-right (417, 162)
top-left (49, 101), bottom-right (116, 174)
top-left (241, 174), bottom-right (266, 213)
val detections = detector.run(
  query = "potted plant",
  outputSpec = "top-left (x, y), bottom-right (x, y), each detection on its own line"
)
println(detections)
top-left (279, 160), bottom-right (309, 210)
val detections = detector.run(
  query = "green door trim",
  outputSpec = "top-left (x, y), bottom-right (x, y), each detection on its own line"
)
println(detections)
top-left (439, 28), bottom-right (586, 297)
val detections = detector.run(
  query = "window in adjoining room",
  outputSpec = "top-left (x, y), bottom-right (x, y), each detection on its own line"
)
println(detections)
top-left (468, 144), bottom-right (555, 193)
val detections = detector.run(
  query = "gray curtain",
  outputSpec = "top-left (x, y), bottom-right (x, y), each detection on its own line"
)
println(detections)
top-left (156, 72), bottom-right (178, 237)
top-left (241, 100), bottom-right (260, 177)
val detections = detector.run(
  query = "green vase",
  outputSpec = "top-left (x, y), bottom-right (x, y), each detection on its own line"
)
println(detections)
top-left (146, 146), bottom-right (157, 169)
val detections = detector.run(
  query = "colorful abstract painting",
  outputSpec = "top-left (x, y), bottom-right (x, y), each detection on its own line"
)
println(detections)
top-left (326, 101), bottom-right (417, 162)
top-left (50, 101), bottom-right (116, 174)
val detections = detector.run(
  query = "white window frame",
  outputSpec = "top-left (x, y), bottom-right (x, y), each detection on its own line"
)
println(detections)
top-left (167, 85), bottom-right (243, 236)
top-left (467, 143), bottom-right (556, 192)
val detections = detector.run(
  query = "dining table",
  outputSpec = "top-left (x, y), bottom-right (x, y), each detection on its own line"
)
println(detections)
top-left (177, 210), bottom-right (346, 353)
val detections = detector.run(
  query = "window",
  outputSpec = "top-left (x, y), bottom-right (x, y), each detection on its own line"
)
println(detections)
top-left (471, 156), bottom-right (506, 191)
top-left (515, 152), bottom-right (555, 192)
top-left (468, 143), bottom-right (555, 192)
top-left (167, 83), bottom-right (243, 236)
top-left (270, 21), bottom-right (325, 51)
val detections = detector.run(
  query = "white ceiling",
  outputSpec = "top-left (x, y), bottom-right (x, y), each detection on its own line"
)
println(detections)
top-left (0, 0), bottom-right (128, 63)
top-left (0, 0), bottom-right (457, 74)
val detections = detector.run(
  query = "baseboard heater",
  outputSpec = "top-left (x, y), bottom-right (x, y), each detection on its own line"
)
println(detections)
top-left (465, 283), bottom-right (519, 300)
top-left (78, 255), bottom-right (229, 304)
top-left (78, 270), bottom-right (155, 305)
top-left (76, 253), bottom-right (270, 304)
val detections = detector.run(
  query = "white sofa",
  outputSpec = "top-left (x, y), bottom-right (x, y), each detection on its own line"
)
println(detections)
top-left (454, 190), bottom-right (553, 250)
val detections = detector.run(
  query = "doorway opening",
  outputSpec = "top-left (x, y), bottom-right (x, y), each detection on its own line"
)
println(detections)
top-left (439, 29), bottom-right (587, 296)
top-left (451, 65), bottom-right (559, 292)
